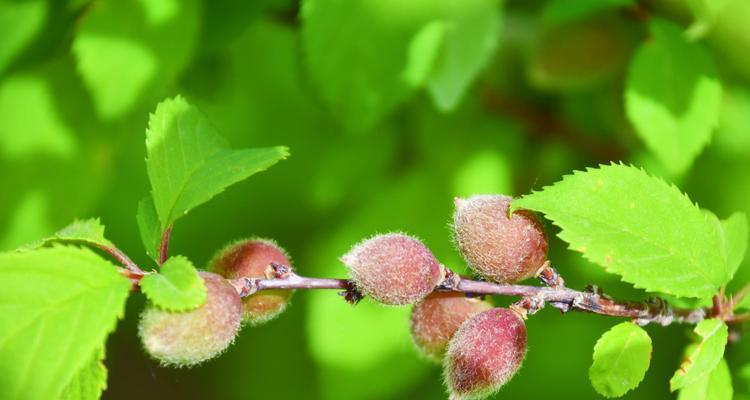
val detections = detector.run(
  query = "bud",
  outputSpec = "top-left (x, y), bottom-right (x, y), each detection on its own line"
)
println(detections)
top-left (209, 238), bottom-right (293, 325)
top-left (410, 292), bottom-right (492, 362)
top-left (139, 272), bottom-right (242, 367)
top-left (341, 233), bottom-right (443, 305)
top-left (453, 195), bottom-right (548, 283)
top-left (445, 308), bottom-right (527, 399)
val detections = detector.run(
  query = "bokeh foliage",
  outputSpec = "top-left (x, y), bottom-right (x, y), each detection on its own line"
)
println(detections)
top-left (1, 0), bottom-right (750, 399)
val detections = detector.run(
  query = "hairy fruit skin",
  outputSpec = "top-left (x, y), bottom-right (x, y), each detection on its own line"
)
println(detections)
top-left (410, 292), bottom-right (493, 362)
top-left (341, 233), bottom-right (443, 305)
top-left (209, 238), bottom-right (293, 325)
top-left (138, 272), bottom-right (242, 367)
top-left (445, 307), bottom-right (527, 400)
top-left (453, 195), bottom-right (548, 283)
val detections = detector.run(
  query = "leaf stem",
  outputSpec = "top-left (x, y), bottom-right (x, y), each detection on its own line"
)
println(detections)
top-left (159, 225), bottom-right (172, 265)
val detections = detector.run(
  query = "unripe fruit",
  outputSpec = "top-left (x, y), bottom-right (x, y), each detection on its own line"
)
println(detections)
top-left (445, 308), bottom-right (527, 400)
top-left (341, 233), bottom-right (443, 305)
top-left (453, 195), bottom-right (548, 283)
top-left (208, 238), bottom-right (293, 325)
top-left (410, 292), bottom-right (493, 362)
top-left (139, 272), bottom-right (242, 367)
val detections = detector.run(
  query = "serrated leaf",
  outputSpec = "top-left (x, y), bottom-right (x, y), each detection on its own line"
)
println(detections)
top-left (72, 0), bottom-right (199, 119)
top-left (59, 348), bottom-right (107, 400)
top-left (27, 218), bottom-right (114, 250)
top-left (300, 0), bottom-right (500, 130)
top-left (513, 163), bottom-right (725, 299)
top-left (625, 18), bottom-right (722, 175)
top-left (589, 322), bottom-right (652, 397)
top-left (671, 319), bottom-right (728, 391)
top-left (0, 246), bottom-right (131, 400)
top-left (145, 95), bottom-right (288, 232)
top-left (139, 256), bottom-right (206, 311)
top-left (677, 357), bottom-right (732, 400)
top-left (136, 196), bottom-right (160, 262)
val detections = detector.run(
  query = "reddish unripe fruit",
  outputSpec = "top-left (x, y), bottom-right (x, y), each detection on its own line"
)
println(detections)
top-left (445, 308), bottom-right (527, 400)
top-left (341, 233), bottom-right (443, 305)
top-left (209, 238), bottom-right (293, 325)
top-left (138, 272), bottom-right (242, 367)
top-left (410, 292), bottom-right (493, 362)
top-left (453, 195), bottom-right (548, 283)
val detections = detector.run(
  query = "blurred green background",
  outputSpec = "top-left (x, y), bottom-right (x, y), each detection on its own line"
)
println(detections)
top-left (2, 0), bottom-right (750, 398)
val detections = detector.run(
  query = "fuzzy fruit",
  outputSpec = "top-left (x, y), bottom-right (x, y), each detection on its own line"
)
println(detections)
top-left (341, 233), bottom-right (443, 305)
top-left (445, 307), bottom-right (527, 399)
top-left (410, 292), bottom-right (493, 362)
top-left (209, 238), bottom-right (293, 325)
top-left (453, 195), bottom-right (548, 283)
top-left (139, 271), bottom-right (242, 367)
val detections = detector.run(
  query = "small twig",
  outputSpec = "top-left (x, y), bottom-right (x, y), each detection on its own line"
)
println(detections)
top-left (225, 265), bottom-right (709, 326)
top-left (94, 243), bottom-right (143, 274)
top-left (158, 225), bottom-right (172, 265)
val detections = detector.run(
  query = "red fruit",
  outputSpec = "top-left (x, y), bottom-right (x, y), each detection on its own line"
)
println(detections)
top-left (453, 195), bottom-right (548, 283)
top-left (341, 233), bottom-right (444, 305)
top-left (138, 272), bottom-right (242, 367)
top-left (445, 307), bottom-right (527, 399)
top-left (209, 238), bottom-right (293, 325)
top-left (410, 292), bottom-right (493, 362)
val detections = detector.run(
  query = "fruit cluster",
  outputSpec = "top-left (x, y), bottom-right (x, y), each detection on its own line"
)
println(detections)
top-left (138, 238), bottom-right (294, 366)
top-left (137, 194), bottom-right (548, 399)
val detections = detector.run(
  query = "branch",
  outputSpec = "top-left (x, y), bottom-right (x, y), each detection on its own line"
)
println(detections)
top-left (228, 263), bottom-right (709, 326)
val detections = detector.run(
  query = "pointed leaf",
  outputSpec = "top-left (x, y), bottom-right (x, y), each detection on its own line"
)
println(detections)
top-left (589, 322), bottom-right (652, 397)
top-left (26, 218), bottom-right (114, 250)
top-left (513, 163), bottom-right (726, 299)
top-left (139, 256), bottom-right (207, 312)
top-left (145, 95), bottom-right (288, 231)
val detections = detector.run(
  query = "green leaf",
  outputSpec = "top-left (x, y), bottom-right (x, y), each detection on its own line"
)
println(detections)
top-left (671, 319), bottom-right (729, 391)
top-left (707, 211), bottom-right (749, 282)
top-left (512, 163), bottom-right (725, 299)
top-left (677, 358), bottom-right (732, 400)
top-left (27, 218), bottom-right (114, 250)
top-left (589, 322), bottom-right (652, 397)
top-left (0, 0), bottom-right (47, 75)
top-left (625, 18), bottom-right (722, 175)
top-left (139, 256), bottom-right (206, 312)
top-left (424, 0), bottom-right (501, 111)
top-left (300, 0), bottom-right (500, 130)
top-left (136, 196), bottom-right (160, 262)
top-left (72, 0), bottom-right (200, 119)
top-left (685, 0), bottom-right (731, 40)
top-left (59, 348), bottom-right (107, 400)
top-left (0, 246), bottom-right (131, 400)
top-left (0, 71), bottom-right (77, 160)
top-left (145, 95), bottom-right (288, 231)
